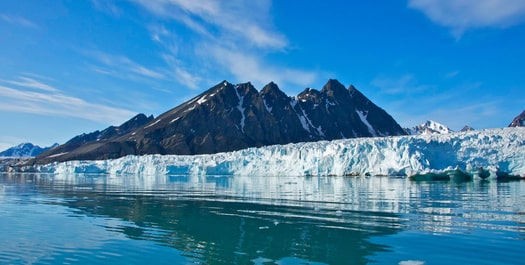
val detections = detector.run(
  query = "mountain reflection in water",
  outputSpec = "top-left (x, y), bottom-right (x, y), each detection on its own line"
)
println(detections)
top-left (1, 173), bottom-right (524, 265)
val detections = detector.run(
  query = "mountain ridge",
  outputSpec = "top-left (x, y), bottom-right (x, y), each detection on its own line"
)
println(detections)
top-left (35, 79), bottom-right (408, 164)
top-left (0, 143), bottom-right (58, 157)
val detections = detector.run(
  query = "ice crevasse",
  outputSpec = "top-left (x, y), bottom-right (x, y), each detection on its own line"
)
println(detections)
top-left (39, 127), bottom-right (525, 177)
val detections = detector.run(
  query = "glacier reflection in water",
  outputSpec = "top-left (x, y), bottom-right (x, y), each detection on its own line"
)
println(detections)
top-left (0, 173), bottom-right (524, 265)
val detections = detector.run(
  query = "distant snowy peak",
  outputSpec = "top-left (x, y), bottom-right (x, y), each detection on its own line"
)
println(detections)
top-left (509, 110), bottom-right (525, 127)
top-left (408, 120), bottom-right (454, 135)
top-left (0, 143), bottom-right (58, 157)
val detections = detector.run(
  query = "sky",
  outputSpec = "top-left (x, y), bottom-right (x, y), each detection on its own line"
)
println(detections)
top-left (1, 0), bottom-right (525, 150)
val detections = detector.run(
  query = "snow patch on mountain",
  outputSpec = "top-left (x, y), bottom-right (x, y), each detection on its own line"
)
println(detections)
top-left (234, 85), bottom-right (246, 133)
top-left (30, 128), bottom-right (525, 178)
top-left (357, 110), bottom-right (377, 137)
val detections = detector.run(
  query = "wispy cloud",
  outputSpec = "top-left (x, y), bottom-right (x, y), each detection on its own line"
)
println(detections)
top-left (2, 76), bottom-right (59, 92)
top-left (414, 100), bottom-right (503, 130)
top-left (0, 14), bottom-right (38, 29)
top-left (90, 0), bottom-right (121, 16)
top-left (133, 0), bottom-right (287, 50)
top-left (445, 70), bottom-right (460, 79)
top-left (129, 0), bottom-right (318, 89)
top-left (374, 74), bottom-right (495, 129)
top-left (370, 74), bottom-right (431, 95)
top-left (85, 51), bottom-right (166, 80)
top-left (408, 0), bottom-right (525, 37)
top-left (0, 78), bottom-right (135, 125)
top-left (209, 45), bottom-right (317, 88)
top-left (158, 52), bottom-right (202, 90)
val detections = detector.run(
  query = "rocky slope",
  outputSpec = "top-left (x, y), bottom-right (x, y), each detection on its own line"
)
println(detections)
top-left (35, 79), bottom-right (407, 163)
top-left (509, 110), bottom-right (525, 127)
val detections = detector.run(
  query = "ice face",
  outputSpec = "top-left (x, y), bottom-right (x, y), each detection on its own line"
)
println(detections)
top-left (36, 127), bottom-right (525, 177)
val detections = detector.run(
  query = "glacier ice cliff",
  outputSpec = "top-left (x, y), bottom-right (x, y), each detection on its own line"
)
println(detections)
top-left (30, 128), bottom-right (525, 177)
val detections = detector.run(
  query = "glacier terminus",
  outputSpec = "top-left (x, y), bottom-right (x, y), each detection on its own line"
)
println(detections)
top-left (23, 127), bottom-right (525, 179)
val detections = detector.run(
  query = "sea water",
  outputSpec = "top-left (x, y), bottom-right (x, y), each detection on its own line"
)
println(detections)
top-left (0, 173), bottom-right (523, 264)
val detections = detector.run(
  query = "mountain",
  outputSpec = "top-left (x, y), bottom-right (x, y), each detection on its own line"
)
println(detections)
top-left (407, 120), bottom-right (454, 135)
top-left (460, 125), bottom-right (475, 132)
top-left (509, 110), bottom-right (525, 127)
top-left (0, 143), bottom-right (58, 157)
top-left (35, 79), bottom-right (407, 164)
top-left (66, 113), bottom-right (154, 144)
top-left (36, 113), bottom-right (154, 162)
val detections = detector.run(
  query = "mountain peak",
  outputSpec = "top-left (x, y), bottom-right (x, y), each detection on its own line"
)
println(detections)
top-left (408, 120), bottom-right (454, 135)
top-left (509, 110), bottom-right (525, 127)
top-left (261, 82), bottom-right (286, 97)
top-left (321, 79), bottom-right (348, 98)
top-left (0, 142), bottom-right (56, 157)
top-left (460, 125), bottom-right (475, 132)
top-left (235, 82), bottom-right (257, 95)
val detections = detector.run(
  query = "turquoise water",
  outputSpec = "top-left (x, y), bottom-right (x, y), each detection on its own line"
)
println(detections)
top-left (0, 173), bottom-right (524, 264)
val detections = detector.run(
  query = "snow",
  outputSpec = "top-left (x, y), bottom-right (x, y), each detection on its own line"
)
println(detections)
top-left (425, 120), bottom-right (452, 133)
top-left (170, 117), bottom-right (181, 124)
top-left (263, 99), bottom-right (272, 113)
top-left (325, 100), bottom-right (335, 111)
top-left (196, 95), bottom-right (208, 104)
top-left (47, 152), bottom-right (69, 158)
top-left (234, 86), bottom-right (246, 133)
top-left (33, 127), bottom-right (525, 178)
top-left (356, 110), bottom-right (377, 137)
top-left (290, 99), bottom-right (310, 133)
top-left (298, 105), bottom-right (323, 137)
top-left (289, 99), bottom-right (324, 136)
top-left (410, 120), bottom-right (453, 135)
top-left (0, 143), bottom-right (48, 157)
top-left (144, 119), bottom-right (161, 129)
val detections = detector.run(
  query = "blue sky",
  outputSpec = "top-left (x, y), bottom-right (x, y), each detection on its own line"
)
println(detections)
top-left (1, 0), bottom-right (525, 150)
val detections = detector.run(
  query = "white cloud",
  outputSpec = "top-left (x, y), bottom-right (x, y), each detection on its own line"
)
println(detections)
top-left (86, 51), bottom-right (166, 80)
top-left (2, 76), bottom-right (59, 92)
top-left (133, 0), bottom-right (287, 50)
top-left (173, 68), bottom-right (201, 89)
top-left (0, 81), bottom-right (135, 125)
top-left (208, 45), bottom-right (317, 88)
top-left (159, 52), bottom-right (202, 90)
top-left (408, 0), bottom-right (525, 36)
top-left (0, 14), bottom-right (38, 29)
top-left (128, 0), bottom-right (319, 90)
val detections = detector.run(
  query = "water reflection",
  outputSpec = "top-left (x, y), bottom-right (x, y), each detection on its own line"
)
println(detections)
top-left (1, 173), bottom-right (402, 264)
top-left (1, 173), bottom-right (524, 265)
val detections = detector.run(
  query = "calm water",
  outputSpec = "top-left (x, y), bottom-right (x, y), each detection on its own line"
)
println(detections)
top-left (0, 173), bottom-right (524, 265)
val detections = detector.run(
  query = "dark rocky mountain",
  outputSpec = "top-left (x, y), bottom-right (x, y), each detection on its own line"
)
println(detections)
top-left (66, 113), bottom-right (154, 144)
top-left (460, 125), bottom-right (475, 132)
top-left (35, 79), bottom-right (407, 164)
top-left (0, 143), bottom-right (58, 157)
top-left (509, 110), bottom-right (525, 127)
top-left (36, 113), bottom-right (154, 161)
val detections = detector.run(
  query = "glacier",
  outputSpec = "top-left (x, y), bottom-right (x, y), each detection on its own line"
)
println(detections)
top-left (30, 127), bottom-right (525, 178)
